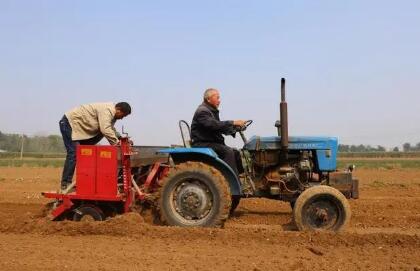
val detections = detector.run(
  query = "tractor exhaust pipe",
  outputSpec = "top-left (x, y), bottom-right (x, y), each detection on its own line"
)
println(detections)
top-left (280, 78), bottom-right (289, 150)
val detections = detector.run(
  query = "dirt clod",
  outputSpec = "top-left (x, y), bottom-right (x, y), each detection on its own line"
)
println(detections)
top-left (307, 246), bottom-right (324, 256)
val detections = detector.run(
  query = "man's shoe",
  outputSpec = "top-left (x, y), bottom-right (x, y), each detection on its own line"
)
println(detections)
top-left (60, 184), bottom-right (68, 193)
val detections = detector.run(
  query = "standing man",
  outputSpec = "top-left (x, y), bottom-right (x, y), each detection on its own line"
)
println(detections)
top-left (191, 88), bottom-right (245, 175)
top-left (59, 102), bottom-right (131, 190)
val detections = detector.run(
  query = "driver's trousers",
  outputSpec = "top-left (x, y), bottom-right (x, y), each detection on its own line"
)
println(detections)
top-left (192, 142), bottom-right (244, 176)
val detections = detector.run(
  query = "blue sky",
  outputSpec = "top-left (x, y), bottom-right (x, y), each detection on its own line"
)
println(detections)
top-left (0, 0), bottom-right (419, 148)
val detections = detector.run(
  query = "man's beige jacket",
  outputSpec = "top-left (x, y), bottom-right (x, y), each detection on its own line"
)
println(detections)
top-left (65, 102), bottom-right (119, 145)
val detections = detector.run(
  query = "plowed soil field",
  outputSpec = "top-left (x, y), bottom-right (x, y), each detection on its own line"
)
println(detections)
top-left (0, 167), bottom-right (419, 271)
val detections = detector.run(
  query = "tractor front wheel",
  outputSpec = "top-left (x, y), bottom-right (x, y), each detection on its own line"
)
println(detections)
top-left (293, 186), bottom-right (351, 232)
top-left (156, 162), bottom-right (231, 227)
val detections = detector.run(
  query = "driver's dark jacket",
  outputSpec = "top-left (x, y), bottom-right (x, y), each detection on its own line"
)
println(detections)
top-left (191, 102), bottom-right (236, 145)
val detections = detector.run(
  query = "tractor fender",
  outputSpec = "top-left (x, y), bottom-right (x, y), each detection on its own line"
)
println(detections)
top-left (158, 148), bottom-right (242, 196)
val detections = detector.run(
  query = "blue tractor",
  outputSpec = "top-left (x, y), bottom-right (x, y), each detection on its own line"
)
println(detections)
top-left (133, 79), bottom-right (358, 231)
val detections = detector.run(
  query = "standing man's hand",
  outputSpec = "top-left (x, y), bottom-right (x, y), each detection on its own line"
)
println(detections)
top-left (115, 139), bottom-right (134, 146)
top-left (233, 120), bottom-right (246, 127)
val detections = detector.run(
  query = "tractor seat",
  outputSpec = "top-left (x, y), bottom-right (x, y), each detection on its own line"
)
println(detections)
top-left (179, 120), bottom-right (192, 148)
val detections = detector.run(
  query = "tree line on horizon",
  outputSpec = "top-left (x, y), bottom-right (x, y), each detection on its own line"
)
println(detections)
top-left (0, 131), bottom-right (65, 153)
top-left (1, 131), bottom-right (419, 153)
top-left (338, 143), bottom-right (420, 153)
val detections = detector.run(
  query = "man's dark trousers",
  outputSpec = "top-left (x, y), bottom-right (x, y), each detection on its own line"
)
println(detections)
top-left (59, 115), bottom-right (103, 189)
top-left (192, 142), bottom-right (243, 176)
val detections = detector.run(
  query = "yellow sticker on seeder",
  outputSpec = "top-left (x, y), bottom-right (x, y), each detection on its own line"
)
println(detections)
top-left (81, 149), bottom-right (93, 156)
top-left (100, 151), bottom-right (112, 159)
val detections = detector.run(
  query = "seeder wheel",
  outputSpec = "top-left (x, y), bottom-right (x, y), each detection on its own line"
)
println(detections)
top-left (73, 204), bottom-right (105, 222)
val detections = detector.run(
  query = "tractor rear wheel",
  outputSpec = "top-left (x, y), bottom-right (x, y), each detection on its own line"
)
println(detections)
top-left (156, 162), bottom-right (231, 227)
top-left (293, 186), bottom-right (351, 232)
top-left (73, 204), bottom-right (105, 222)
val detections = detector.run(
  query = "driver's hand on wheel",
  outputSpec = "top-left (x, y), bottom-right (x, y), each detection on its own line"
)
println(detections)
top-left (233, 120), bottom-right (246, 127)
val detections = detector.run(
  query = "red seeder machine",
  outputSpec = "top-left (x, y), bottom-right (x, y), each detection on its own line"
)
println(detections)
top-left (42, 137), bottom-right (167, 221)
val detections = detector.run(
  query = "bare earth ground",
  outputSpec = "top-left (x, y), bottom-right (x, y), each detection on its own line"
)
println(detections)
top-left (0, 167), bottom-right (419, 271)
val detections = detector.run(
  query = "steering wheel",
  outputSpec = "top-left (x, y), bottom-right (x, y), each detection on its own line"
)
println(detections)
top-left (237, 120), bottom-right (253, 132)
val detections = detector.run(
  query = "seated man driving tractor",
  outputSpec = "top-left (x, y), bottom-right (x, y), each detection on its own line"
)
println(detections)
top-left (191, 88), bottom-right (246, 176)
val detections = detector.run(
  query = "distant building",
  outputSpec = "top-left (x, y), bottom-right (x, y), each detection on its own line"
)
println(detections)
top-left (0, 149), bottom-right (7, 153)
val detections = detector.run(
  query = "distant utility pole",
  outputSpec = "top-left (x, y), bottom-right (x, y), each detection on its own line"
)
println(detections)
top-left (20, 134), bottom-right (24, 160)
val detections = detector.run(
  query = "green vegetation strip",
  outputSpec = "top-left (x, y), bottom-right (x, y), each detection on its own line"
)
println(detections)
top-left (0, 152), bottom-right (65, 159)
top-left (0, 159), bottom-right (64, 168)
top-left (338, 152), bottom-right (420, 158)
top-left (337, 159), bottom-right (420, 169)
